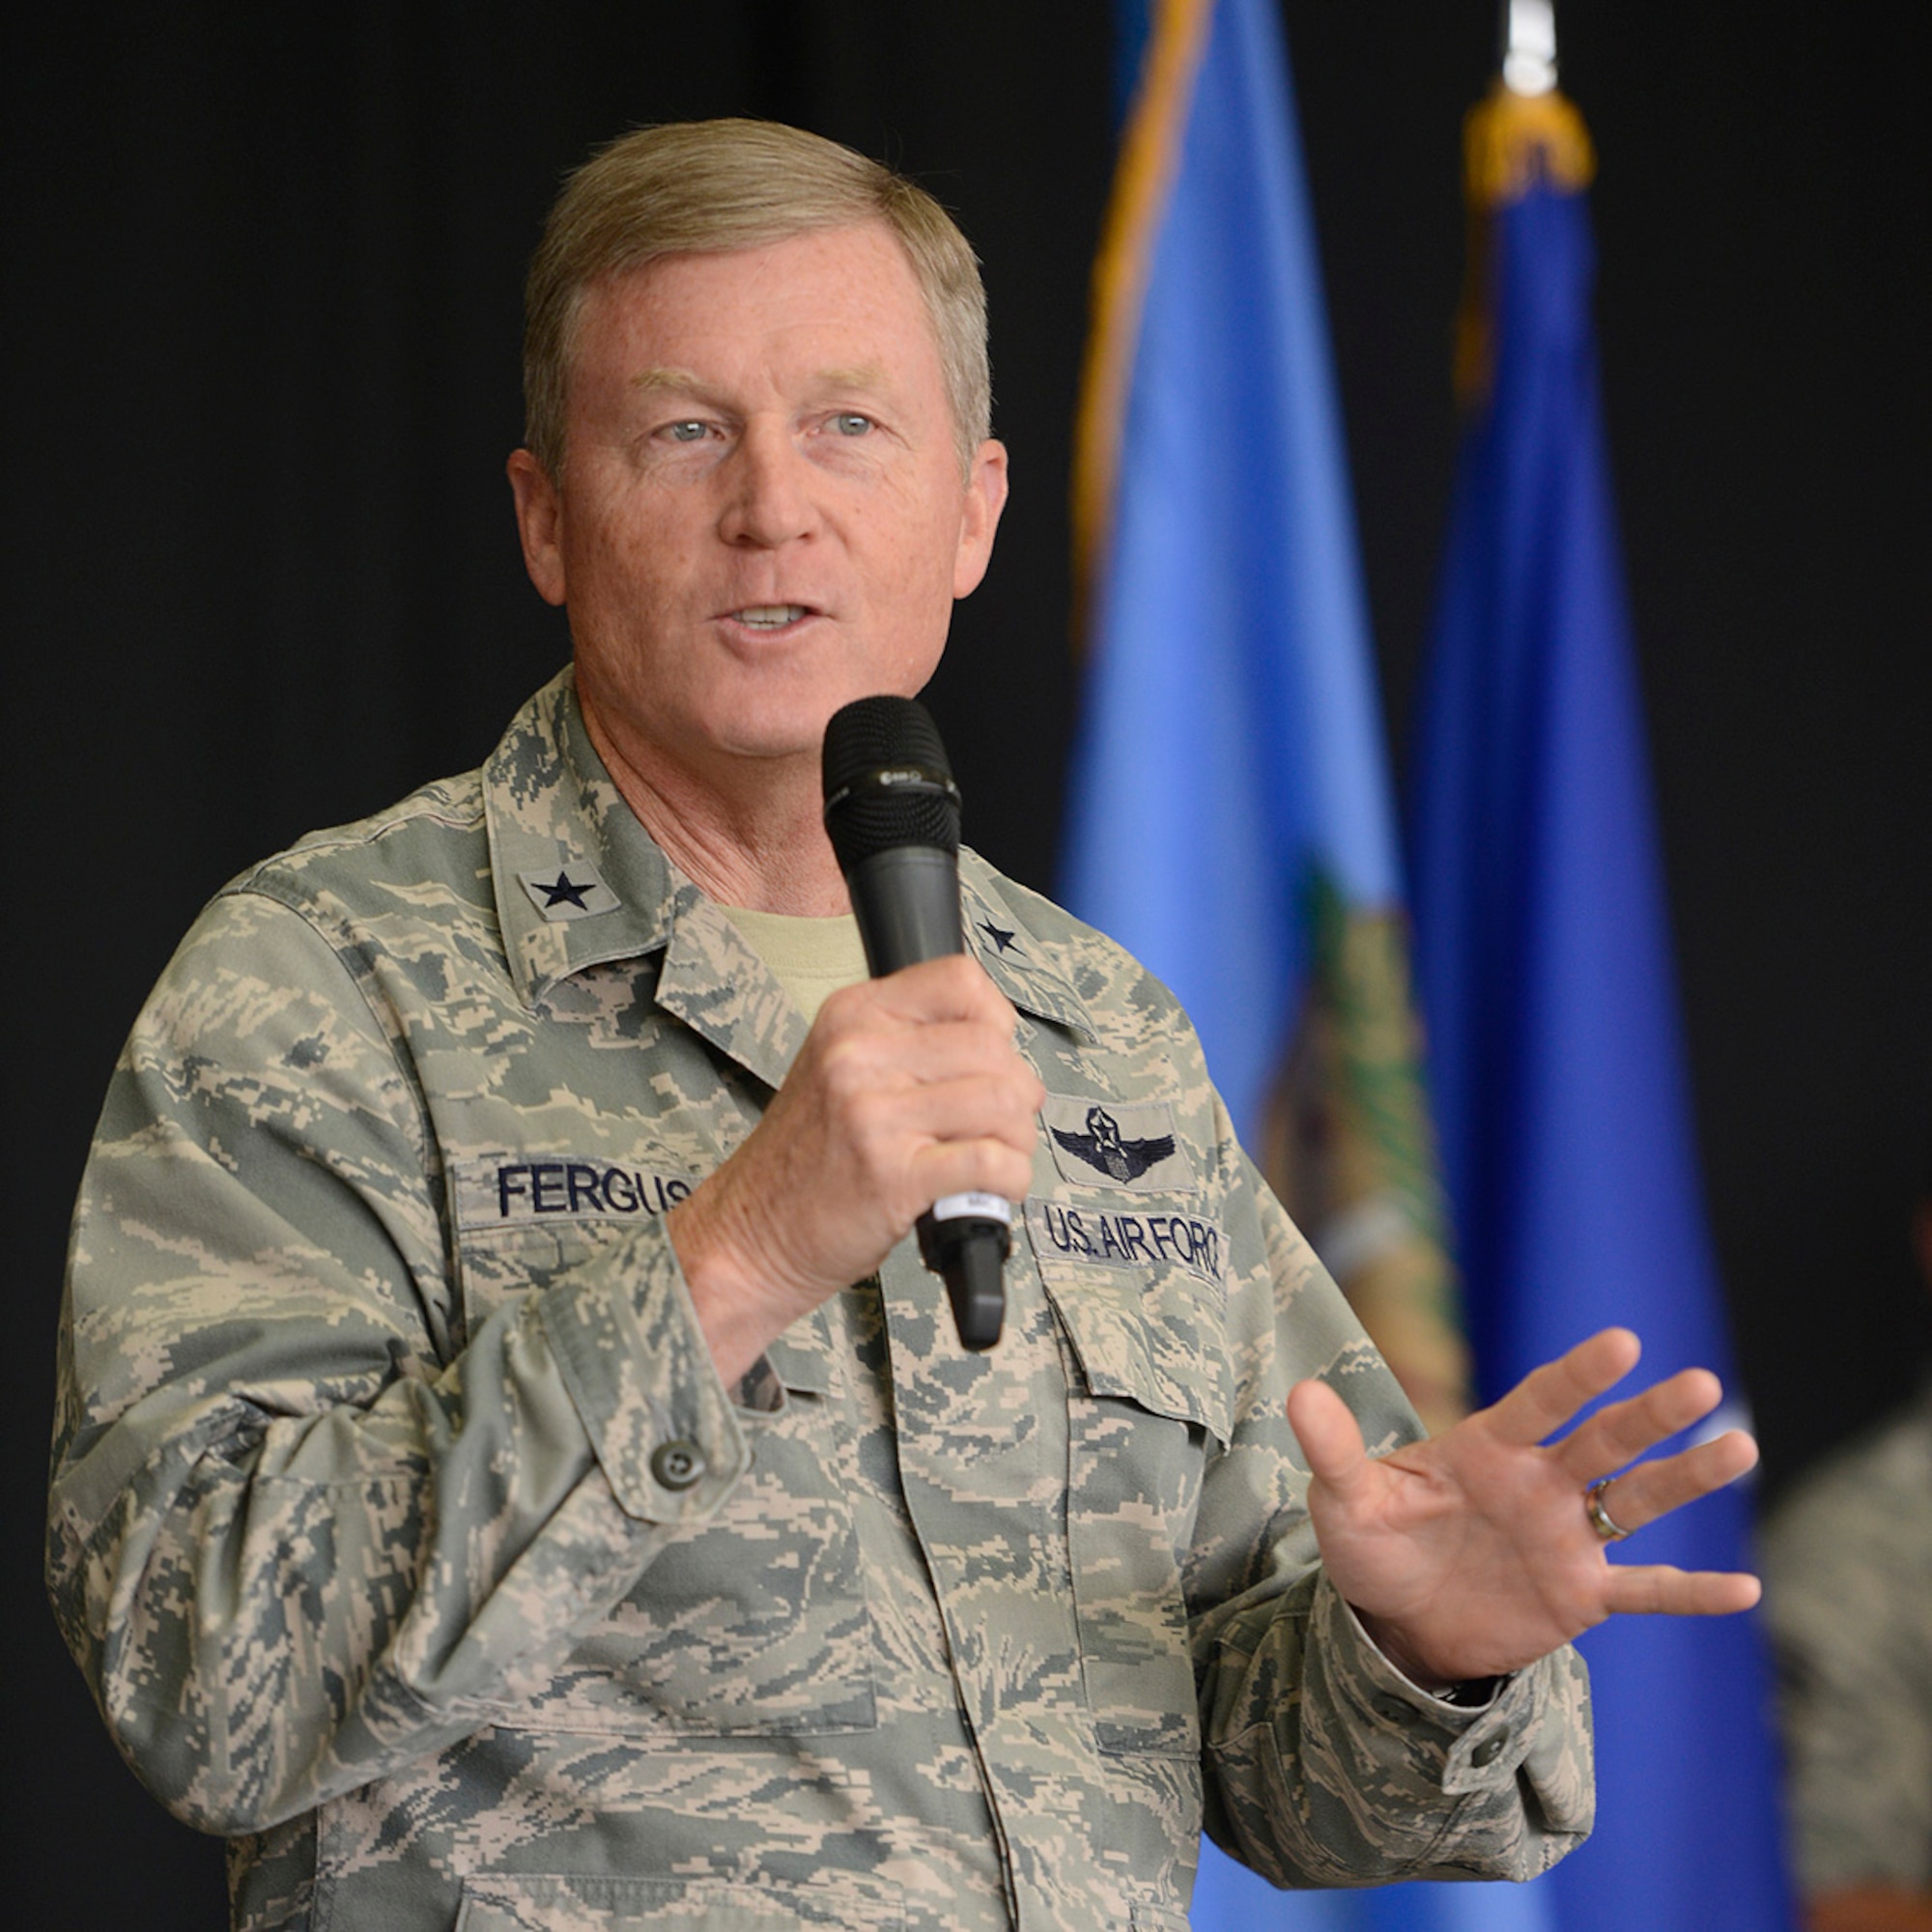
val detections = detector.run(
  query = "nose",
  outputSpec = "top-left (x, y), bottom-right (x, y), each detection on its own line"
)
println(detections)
top-left (718, 417), bottom-right (818, 549)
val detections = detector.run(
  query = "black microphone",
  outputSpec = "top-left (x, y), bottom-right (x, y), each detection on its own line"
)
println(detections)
top-left (822, 695), bottom-right (1009, 1351)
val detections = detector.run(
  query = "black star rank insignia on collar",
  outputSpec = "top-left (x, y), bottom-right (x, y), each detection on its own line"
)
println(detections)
top-left (536, 870), bottom-right (593, 910)
top-left (978, 919), bottom-right (1020, 955)
top-left (517, 861), bottom-right (619, 923)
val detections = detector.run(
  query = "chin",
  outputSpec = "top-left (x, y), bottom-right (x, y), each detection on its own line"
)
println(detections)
top-left (711, 668), bottom-right (931, 759)
top-left (697, 696), bottom-right (844, 766)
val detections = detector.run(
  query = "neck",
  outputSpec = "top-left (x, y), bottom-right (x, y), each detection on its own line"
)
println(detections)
top-left (579, 691), bottom-right (852, 915)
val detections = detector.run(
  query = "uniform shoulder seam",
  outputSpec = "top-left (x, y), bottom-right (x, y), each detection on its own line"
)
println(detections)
top-left (221, 774), bottom-right (486, 896)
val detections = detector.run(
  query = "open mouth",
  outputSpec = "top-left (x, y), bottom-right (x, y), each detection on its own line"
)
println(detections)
top-left (728, 605), bottom-right (812, 630)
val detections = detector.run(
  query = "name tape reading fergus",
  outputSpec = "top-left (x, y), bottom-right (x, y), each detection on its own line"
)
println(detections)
top-left (1024, 1197), bottom-right (1227, 1290)
top-left (457, 1156), bottom-right (698, 1230)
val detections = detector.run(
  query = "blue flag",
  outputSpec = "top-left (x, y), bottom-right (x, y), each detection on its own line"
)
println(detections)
top-left (1061, 2), bottom-right (1541, 1925)
top-left (1064, 0), bottom-right (1398, 1151)
top-left (1405, 84), bottom-right (1797, 1932)
top-left (1064, 0), bottom-right (1474, 1437)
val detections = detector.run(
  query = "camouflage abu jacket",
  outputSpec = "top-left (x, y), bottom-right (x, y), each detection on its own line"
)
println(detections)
top-left (49, 671), bottom-right (1593, 1932)
top-left (1760, 1373), bottom-right (1932, 1896)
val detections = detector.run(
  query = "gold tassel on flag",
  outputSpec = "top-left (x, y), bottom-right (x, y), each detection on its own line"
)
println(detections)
top-left (1454, 81), bottom-right (1596, 409)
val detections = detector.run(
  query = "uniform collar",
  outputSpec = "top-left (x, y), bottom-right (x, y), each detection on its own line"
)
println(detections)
top-left (484, 671), bottom-right (1094, 1080)
top-left (957, 858), bottom-right (1096, 1045)
top-left (484, 668), bottom-right (681, 1005)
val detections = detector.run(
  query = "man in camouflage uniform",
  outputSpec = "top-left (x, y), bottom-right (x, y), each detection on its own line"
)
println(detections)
top-left (1760, 1180), bottom-right (1932, 1931)
top-left (48, 120), bottom-right (1764, 1932)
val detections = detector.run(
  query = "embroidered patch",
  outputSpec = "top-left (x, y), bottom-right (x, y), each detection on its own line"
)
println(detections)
top-left (1024, 1197), bottom-right (1226, 1289)
top-left (518, 863), bottom-right (620, 922)
top-left (456, 1154), bottom-right (699, 1230)
top-left (1039, 1094), bottom-right (1195, 1192)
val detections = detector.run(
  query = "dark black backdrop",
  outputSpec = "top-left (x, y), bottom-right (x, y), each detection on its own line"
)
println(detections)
top-left (6, 5), bottom-right (1928, 1924)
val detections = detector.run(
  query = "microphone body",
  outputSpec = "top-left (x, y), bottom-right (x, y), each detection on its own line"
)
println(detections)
top-left (823, 696), bottom-right (1009, 1350)
top-left (841, 846), bottom-right (962, 976)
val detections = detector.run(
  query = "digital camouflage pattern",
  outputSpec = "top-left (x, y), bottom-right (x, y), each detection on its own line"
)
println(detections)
top-left (49, 673), bottom-right (1593, 1931)
top-left (1760, 1373), bottom-right (1932, 1897)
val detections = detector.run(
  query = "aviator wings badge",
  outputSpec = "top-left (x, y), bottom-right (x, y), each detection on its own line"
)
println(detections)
top-left (1041, 1096), bottom-right (1194, 1192)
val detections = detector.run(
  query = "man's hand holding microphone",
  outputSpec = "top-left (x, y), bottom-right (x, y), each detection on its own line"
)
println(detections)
top-left (668, 697), bottom-right (1041, 1387)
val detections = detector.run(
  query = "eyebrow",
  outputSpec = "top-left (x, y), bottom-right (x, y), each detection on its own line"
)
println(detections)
top-left (628, 365), bottom-right (709, 400)
top-left (812, 363), bottom-right (895, 397)
top-left (626, 363), bottom-right (899, 403)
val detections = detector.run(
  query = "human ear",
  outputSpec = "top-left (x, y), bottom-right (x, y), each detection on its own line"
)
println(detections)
top-left (952, 439), bottom-right (1010, 600)
top-left (507, 447), bottom-right (568, 607)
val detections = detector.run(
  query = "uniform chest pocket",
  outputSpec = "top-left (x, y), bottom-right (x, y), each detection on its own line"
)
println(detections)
top-left (461, 1222), bottom-right (876, 1740)
top-left (1030, 1208), bottom-right (1233, 1759)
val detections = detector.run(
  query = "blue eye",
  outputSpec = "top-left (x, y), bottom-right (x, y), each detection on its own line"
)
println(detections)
top-left (665, 420), bottom-right (708, 442)
top-left (831, 412), bottom-right (873, 437)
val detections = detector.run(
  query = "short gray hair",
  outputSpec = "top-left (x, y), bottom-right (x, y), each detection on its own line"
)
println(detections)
top-left (523, 118), bottom-right (992, 478)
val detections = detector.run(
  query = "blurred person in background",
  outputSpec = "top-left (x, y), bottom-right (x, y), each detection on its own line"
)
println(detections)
top-left (1762, 1167), bottom-right (1932, 1932)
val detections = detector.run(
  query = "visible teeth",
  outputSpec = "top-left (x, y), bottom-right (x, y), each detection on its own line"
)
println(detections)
top-left (735, 606), bottom-right (807, 628)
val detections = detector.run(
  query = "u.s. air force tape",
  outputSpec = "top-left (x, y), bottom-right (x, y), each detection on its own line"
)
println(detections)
top-left (1023, 1197), bottom-right (1226, 1289)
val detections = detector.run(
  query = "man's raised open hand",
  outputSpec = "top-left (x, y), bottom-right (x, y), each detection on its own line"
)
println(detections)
top-left (1287, 1326), bottom-right (1762, 1690)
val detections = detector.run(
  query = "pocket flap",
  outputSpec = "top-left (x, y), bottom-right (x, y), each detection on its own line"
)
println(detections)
top-left (1037, 1252), bottom-right (1233, 1446)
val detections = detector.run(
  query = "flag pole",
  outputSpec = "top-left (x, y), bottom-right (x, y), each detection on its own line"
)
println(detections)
top-left (1501, 0), bottom-right (1558, 94)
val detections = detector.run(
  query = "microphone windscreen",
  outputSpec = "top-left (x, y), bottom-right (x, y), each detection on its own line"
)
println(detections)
top-left (821, 696), bottom-right (961, 871)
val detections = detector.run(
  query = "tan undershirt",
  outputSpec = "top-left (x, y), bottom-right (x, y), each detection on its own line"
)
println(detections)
top-left (719, 903), bottom-right (870, 1028)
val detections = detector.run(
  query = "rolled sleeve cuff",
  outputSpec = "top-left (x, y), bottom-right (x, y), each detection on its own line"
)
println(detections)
top-left (1317, 1580), bottom-right (1592, 1822)
top-left (538, 1216), bottom-right (752, 1525)
top-left (1327, 1589), bottom-right (1529, 1787)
